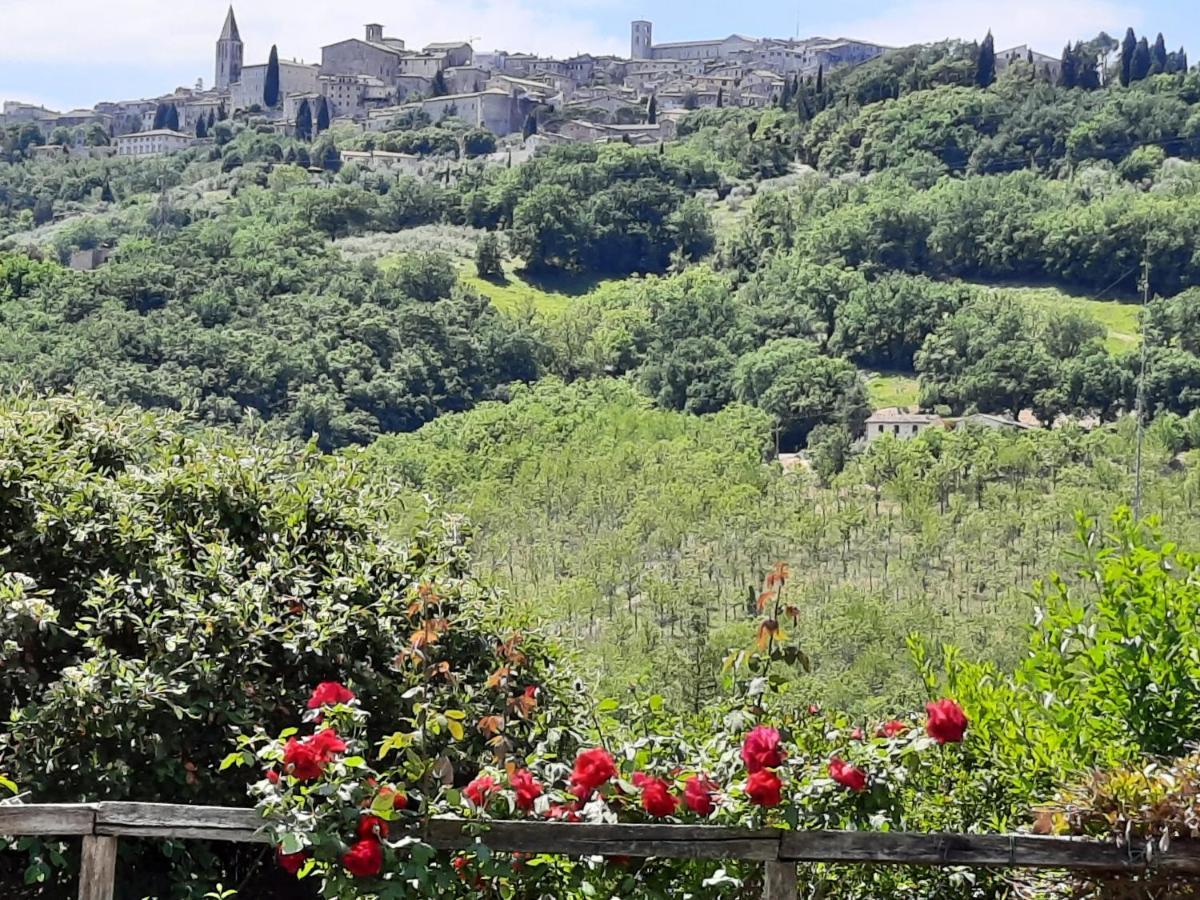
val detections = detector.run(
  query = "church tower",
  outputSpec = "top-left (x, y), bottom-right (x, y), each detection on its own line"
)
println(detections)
top-left (631, 20), bottom-right (653, 60)
top-left (216, 7), bottom-right (244, 90)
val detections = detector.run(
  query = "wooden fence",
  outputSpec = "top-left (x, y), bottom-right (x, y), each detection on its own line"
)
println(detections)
top-left (2, 802), bottom-right (1198, 900)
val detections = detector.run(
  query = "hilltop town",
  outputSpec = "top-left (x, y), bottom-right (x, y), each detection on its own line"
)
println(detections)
top-left (0, 9), bottom-right (913, 156)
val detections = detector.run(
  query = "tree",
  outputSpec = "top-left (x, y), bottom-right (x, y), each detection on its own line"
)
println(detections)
top-left (1060, 44), bottom-right (1078, 88)
top-left (682, 90), bottom-right (700, 111)
top-left (316, 96), bottom-right (331, 133)
top-left (975, 31), bottom-right (996, 88)
top-left (195, 115), bottom-right (208, 139)
top-left (265, 45), bottom-right (281, 107)
top-left (431, 69), bottom-right (448, 97)
top-left (716, 87), bottom-right (724, 108)
top-left (1120, 27), bottom-right (1137, 86)
top-left (475, 232), bottom-right (504, 280)
top-left (295, 98), bottom-right (312, 141)
top-left (164, 105), bottom-right (180, 132)
top-left (1151, 33), bottom-right (1169, 75)
top-left (152, 103), bottom-right (168, 130)
top-left (647, 95), bottom-right (657, 124)
top-left (1131, 37), bottom-right (1152, 82)
top-left (816, 63), bottom-right (825, 95)
top-left (522, 112), bottom-right (538, 140)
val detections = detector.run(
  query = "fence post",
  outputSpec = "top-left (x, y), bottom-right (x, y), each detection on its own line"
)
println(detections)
top-left (78, 835), bottom-right (118, 900)
top-left (763, 860), bottom-right (797, 900)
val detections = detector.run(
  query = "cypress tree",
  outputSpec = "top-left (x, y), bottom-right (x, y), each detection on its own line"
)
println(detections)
top-left (816, 63), bottom-right (824, 95)
top-left (432, 70), bottom-right (448, 97)
top-left (1131, 36), bottom-right (1152, 82)
top-left (1151, 33), bottom-right (1169, 74)
top-left (295, 99), bottom-right (312, 141)
top-left (264, 45), bottom-right (281, 107)
top-left (716, 86), bottom-right (724, 108)
top-left (195, 116), bottom-right (207, 138)
top-left (647, 95), bottom-right (657, 124)
top-left (1060, 45), bottom-right (1077, 88)
top-left (165, 105), bottom-right (180, 132)
top-left (316, 97), bottom-right (331, 132)
top-left (975, 31), bottom-right (996, 88)
top-left (522, 112), bottom-right (537, 139)
top-left (779, 76), bottom-right (793, 110)
top-left (152, 103), bottom-right (167, 130)
top-left (1077, 42), bottom-right (1101, 90)
top-left (1120, 28), bottom-right (1137, 86)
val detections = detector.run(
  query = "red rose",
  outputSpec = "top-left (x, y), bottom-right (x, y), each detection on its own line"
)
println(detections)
top-left (523, 685), bottom-right (539, 700)
top-left (342, 838), bottom-right (383, 878)
top-left (850, 727), bottom-right (865, 741)
top-left (265, 769), bottom-right (279, 784)
top-left (828, 757), bottom-right (868, 792)
top-left (746, 769), bottom-right (782, 807)
top-left (309, 728), bottom-right (347, 757)
top-left (307, 681), bottom-right (355, 709)
top-left (877, 720), bottom-right (908, 738)
top-left (632, 773), bottom-right (677, 818)
top-left (683, 775), bottom-right (717, 816)
top-left (357, 814), bottom-right (389, 840)
top-left (452, 855), bottom-right (469, 874)
top-left (509, 769), bottom-right (543, 812)
top-left (465, 774), bottom-right (499, 807)
top-left (569, 748), bottom-right (617, 799)
top-left (281, 737), bottom-right (325, 781)
top-left (546, 803), bottom-right (581, 822)
top-left (925, 699), bottom-right (968, 744)
top-left (276, 846), bottom-right (308, 876)
top-left (740, 726), bottom-right (784, 773)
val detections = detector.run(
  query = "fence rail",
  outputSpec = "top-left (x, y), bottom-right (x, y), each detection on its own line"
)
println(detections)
top-left (2, 802), bottom-right (1197, 899)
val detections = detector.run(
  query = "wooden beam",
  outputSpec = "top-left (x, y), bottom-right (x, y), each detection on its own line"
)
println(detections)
top-left (78, 835), bottom-right (118, 900)
top-left (0, 804), bottom-right (95, 836)
top-left (763, 861), bottom-right (798, 900)
top-left (778, 831), bottom-right (1200, 874)
top-left (423, 819), bottom-right (783, 860)
top-left (94, 803), bottom-right (266, 843)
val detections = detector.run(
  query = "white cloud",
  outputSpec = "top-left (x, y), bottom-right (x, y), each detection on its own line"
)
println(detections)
top-left (828, 0), bottom-right (1142, 52)
top-left (1, 0), bottom-right (623, 70)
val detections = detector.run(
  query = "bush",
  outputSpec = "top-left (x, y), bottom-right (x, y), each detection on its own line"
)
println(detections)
top-left (474, 232), bottom-right (504, 280)
top-left (0, 393), bottom-right (575, 894)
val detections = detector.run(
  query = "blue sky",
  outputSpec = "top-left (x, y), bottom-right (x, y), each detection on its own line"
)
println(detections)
top-left (1, 0), bottom-right (1195, 111)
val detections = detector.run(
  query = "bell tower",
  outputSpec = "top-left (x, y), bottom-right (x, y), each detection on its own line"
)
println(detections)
top-left (631, 20), bottom-right (653, 60)
top-left (216, 6), bottom-right (244, 90)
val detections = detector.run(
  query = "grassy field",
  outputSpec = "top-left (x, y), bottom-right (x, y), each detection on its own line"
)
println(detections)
top-left (986, 283), bottom-right (1141, 353)
top-left (864, 371), bottom-right (921, 410)
top-left (462, 263), bottom-right (617, 316)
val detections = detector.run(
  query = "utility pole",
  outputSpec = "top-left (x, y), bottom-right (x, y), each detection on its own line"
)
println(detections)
top-left (1133, 241), bottom-right (1150, 520)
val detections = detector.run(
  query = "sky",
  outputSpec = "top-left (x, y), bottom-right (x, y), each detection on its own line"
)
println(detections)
top-left (0, 0), bottom-right (1195, 112)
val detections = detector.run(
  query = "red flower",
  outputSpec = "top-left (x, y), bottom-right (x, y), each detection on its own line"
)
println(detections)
top-left (808, 704), bottom-right (821, 715)
top-left (683, 775), bottom-right (717, 816)
top-left (746, 769), bottom-right (782, 807)
top-left (342, 838), bottom-right (383, 878)
top-left (741, 726), bottom-right (784, 773)
top-left (925, 699), bottom-right (968, 744)
top-left (452, 855), bottom-right (469, 875)
top-left (829, 757), bottom-right (868, 792)
top-left (281, 728), bottom-right (347, 781)
top-left (281, 738), bottom-right (325, 781)
top-left (276, 846), bottom-right (308, 876)
top-left (465, 774), bottom-right (499, 807)
top-left (357, 814), bottom-right (389, 841)
top-left (265, 769), bottom-right (279, 784)
top-left (523, 685), bottom-right (539, 700)
top-left (850, 727), bottom-right (865, 741)
top-left (510, 769), bottom-right (543, 812)
top-left (632, 773), bottom-right (677, 818)
top-left (545, 803), bottom-right (581, 822)
top-left (307, 681), bottom-right (355, 709)
top-left (877, 720), bottom-right (908, 738)
top-left (569, 748), bottom-right (617, 799)
top-left (378, 785), bottom-right (411, 810)
top-left (309, 728), bottom-right (347, 757)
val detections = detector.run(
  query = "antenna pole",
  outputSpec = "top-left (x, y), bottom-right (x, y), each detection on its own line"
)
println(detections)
top-left (1133, 241), bottom-right (1150, 520)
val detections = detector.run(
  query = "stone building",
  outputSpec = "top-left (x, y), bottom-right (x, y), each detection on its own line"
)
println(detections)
top-left (864, 410), bottom-right (945, 442)
top-left (215, 7), bottom-right (244, 91)
top-left (232, 61), bottom-right (320, 111)
top-left (115, 129), bottom-right (192, 158)
top-left (321, 26), bottom-right (407, 82)
top-left (382, 89), bottom-right (537, 137)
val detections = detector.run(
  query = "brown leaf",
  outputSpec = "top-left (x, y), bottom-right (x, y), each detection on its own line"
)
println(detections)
top-left (486, 666), bottom-right (511, 690)
top-left (478, 715), bottom-right (504, 737)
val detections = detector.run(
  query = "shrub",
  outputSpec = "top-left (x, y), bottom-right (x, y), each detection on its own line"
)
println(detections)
top-left (0, 393), bottom-right (577, 894)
